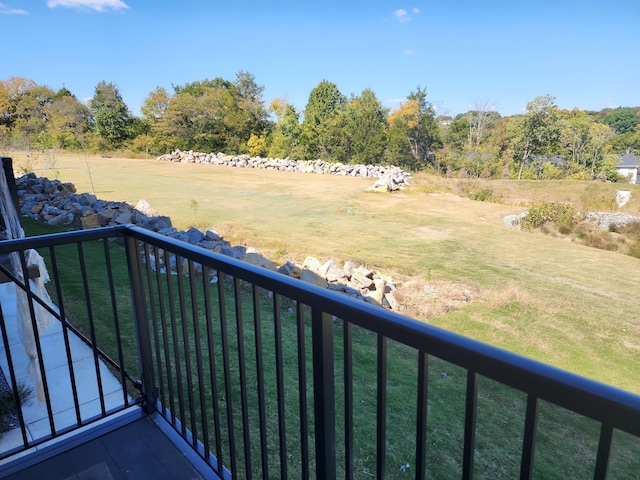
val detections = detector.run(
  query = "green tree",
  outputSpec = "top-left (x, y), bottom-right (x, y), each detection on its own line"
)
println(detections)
top-left (603, 109), bottom-right (640, 134)
top-left (559, 109), bottom-right (592, 167)
top-left (337, 88), bottom-right (388, 164)
top-left (512, 94), bottom-right (561, 179)
top-left (587, 123), bottom-right (614, 178)
top-left (157, 86), bottom-right (235, 152)
top-left (141, 86), bottom-right (170, 123)
top-left (268, 103), bottom-right (302, 159)
top-left (161, 72), bottom-right (269, 154)
top-left (446, 115), bottom-right (471, 154)
top-left (233, 71), bottom-right (269, 134)
top-left (0, 78), bottom-right (56, 151)
top-left (385, 86), bottom-right (441, 169)
top-left (301, 80), bottom-right (346, 159)
top-left (48, 94), bottom-right (92, 149)
top-left (90, 81), bottom-right (133, 148)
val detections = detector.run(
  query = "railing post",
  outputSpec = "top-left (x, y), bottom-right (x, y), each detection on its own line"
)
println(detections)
top-left (125, 235), bottom-right (156, 413)
top-left (311, 308), bottom-right (336, 479)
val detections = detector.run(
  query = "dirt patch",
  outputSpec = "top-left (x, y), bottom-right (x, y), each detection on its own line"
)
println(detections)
top-left (399, 278), bottom-right (481, 320)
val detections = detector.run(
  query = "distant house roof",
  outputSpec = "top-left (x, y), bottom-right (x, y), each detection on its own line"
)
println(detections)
top-left (531, 155), bottom-right (566, 167)
top-left (615, 153), bottom-right (640, 168)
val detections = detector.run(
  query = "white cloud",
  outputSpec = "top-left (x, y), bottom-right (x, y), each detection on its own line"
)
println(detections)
top-left (0, 2), bottom-right (28, 14)
top-left (404, 49), bottom-right (417, 55)
top-left (394, 9), bottom-right (410, 22)
top-left (47, 0), bottom-right (129, 11)
top-left (412, 7), bottom-right (420, 14)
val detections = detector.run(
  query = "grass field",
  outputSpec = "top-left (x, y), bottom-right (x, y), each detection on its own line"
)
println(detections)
top-left (10, 150), bottom-right (640, 395)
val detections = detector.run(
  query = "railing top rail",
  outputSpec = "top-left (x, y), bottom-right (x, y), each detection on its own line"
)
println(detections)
top-left (4, 224), bottom-right (640, 436)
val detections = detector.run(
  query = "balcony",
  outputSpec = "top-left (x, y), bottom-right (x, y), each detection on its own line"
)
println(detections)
top-left (0, 208), bottom-right (639, 477)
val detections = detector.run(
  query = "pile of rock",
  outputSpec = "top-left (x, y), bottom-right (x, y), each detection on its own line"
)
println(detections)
top-left (16, 173), bottom-right (404, 311)
top-left (16, 173), bottom-right (172, 232)
top-left (277, 257), bottom-right (403, 310)
top-left (157, 150), bottom-right (410, 192)
top-left (583, 212), bottom-right (640, 230)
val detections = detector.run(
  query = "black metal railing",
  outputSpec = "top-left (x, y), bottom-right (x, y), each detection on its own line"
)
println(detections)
top-left (0, 225), bottom-right (639, 479)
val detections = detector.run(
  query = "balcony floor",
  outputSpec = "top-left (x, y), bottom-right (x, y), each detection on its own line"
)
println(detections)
top-left (0, 282), bottom-right (214, 479)
top-left (4, 413), bottom-right (208, 480)
top-left (0, 282), bottom-right (128, 453)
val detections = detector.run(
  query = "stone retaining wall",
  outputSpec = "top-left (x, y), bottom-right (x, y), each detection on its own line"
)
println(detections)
top-left (158, 150), bottom-right (411, 192)
top-left (16, 173), bottom-right (403, 311)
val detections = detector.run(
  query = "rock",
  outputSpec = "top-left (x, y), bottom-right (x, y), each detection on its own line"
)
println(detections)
top-left (300, 269), bottom-right (328, 288)
top-left (220, 245), bottom-right (246, 259)
top-left (384, 289), bottom-right (403, 311)
top-left (325, 264), bottom-right (347, 283)
top-left (48, 211), bottom-right (75, 227)
top-left (302, 256), bottom-right (323, 273)
top-left (357, 265), bottom-right (374, 279)
top-left (241, 253), bottom-right (278, 271)
top-left (204, 230), bottom-right (223, 241)
top-left (343, 260), bottom-right (356, 277)
top-left (81, 213), bottom-right (101, 230)
top-left (278, 260), bottom-right (297, 277)
top-left (320, 259), bottom-right (336, 277)
top-left (113, 211), bottom-right (133, 224)
top-left (351, 270), bottom-right (375, 289)
top-left (138, 215), bottom-right (172, 232)
top-left (134, 199), bottom-right (158, 217)
top-left (184, 227), bottom-right (204, 244)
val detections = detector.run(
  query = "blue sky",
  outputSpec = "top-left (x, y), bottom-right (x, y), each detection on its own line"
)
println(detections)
top-left (1, 0), bottom-right (638, 118)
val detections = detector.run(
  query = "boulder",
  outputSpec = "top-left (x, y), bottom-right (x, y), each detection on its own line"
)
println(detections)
top-left (300, 269), bottom-right (328, 289)
top-left (302, 256), bottom-right (323, 273)
top-left (134, 199), bottom-right (158, 217)
top-left (81, 213), bottom-right (101, 230)
top-left (241, 253), bottom-right (278, 271)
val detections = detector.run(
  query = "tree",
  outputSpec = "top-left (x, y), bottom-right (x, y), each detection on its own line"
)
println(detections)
top-left (268, 103), bottom-right (302, 159)
top-left (337, 88), bottom-right (388, 164)
top-left (603, 109), bottom-right (640, 134)
top-left (141, 86), bottom-right (170, 123)
top-left (512, 94), bottom-right (561, 179)
top-left (385, 86), bottom-right (441, 169)
top-left (233, 70), bottom-right (269, 133)
top-left (301, 80), bottom-right (346, 159)
top-left (48, 94), bottom-right (92, 148)
top-left (587, 123), bottom-right (614, 178)
top-left (559, 109), bottom-right (592, 166)
top-left (466, 99), bottom-right (498, 153)
top-left (159, 72), bottom-right (269, 154)
top-left (0, 78), bottom-right (56, 151)
top-left (157, 86), bottom-right (235, 152)
top-left (90, 81), bottom-right (133, 148)
top-left (446, 115), bottom-right (471, 153)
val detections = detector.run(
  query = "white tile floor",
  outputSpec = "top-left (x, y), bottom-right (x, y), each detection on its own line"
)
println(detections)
top-left (0, 282), bottom-right (130, 457)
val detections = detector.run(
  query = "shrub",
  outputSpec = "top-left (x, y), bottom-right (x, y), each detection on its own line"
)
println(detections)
top-left (0, 380), bottom-right (32, 434)
top-left (628, 240), bottom-right (640, 259)
top-left (620, 221), bottom-right (640, 239)
top-left (520, 202), bottom-right (579, 229)
top-left (558, 224), bottom-right (573, 235)
top-left (473, 188), bottom-right (493, 202)
top-left (582, 231), bottom-right (618, 251)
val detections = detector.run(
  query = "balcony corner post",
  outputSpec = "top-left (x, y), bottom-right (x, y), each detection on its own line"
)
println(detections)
top-left (125, 235), bottom-right (156, 414)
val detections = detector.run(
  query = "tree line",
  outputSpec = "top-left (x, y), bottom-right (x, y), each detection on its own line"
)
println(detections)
top-left (1, 73), bottom-right (639, 180)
